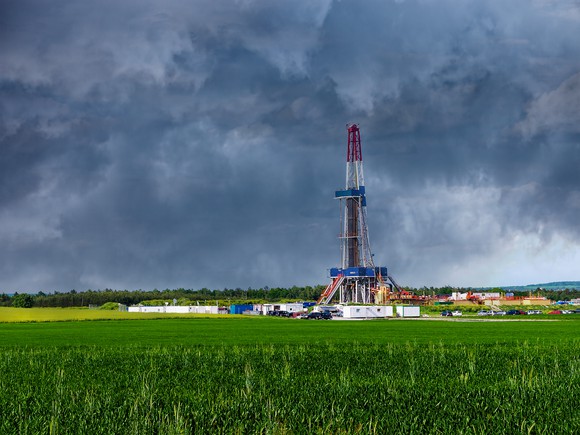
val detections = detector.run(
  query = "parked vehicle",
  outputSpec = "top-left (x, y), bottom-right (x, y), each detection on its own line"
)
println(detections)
top-left (267, 310), bottom-right (293, 317)
top-left (548, 310), bottom-right (562, 315)
top-left (491, 311), bottom-right (506, 316)
top-left (440, 310), bottom-right (453, 317)
top-left (506, 310), bottom-right (526, 315)
top-left (306, 312), bottom-right (332, 320)
top-left (561, 310), bottom-right (573, 314)
top-left (477, 310), bottom-right (492, 316)
top-left (526, 310), bottom-right (543, 315)
top-left (451, 310), bottom-right (463, 317)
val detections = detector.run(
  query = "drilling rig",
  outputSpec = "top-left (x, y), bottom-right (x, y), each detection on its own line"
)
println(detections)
top-left (318, 124), bottom-right (401, 305)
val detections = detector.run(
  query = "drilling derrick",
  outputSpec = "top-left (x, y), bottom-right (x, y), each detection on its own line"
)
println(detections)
top-left (318, 124), bottom-right (392, 305)
top-left (343, 124), bottom-right (372, 270)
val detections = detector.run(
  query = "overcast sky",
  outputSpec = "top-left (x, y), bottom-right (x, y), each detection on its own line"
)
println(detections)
top-left (2, 0), bottom-right (580, 292)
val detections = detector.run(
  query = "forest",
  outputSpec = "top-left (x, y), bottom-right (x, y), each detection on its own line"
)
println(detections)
top-left (1, 285), bottom-right (579, 308)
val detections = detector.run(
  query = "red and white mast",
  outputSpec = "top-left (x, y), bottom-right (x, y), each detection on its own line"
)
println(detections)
top-left (342, 124), bottom-right (373, 270)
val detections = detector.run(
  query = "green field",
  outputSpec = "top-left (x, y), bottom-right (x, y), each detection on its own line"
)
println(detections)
top-left (0, 315), bottom-right (578, 433)
top-left (0, 307), bottom-right (231, 323)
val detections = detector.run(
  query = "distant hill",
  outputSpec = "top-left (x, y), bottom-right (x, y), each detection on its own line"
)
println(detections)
top-left (476, 281), bottom-right (580, 291)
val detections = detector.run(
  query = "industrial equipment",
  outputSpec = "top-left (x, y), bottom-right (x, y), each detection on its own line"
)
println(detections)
top-left (318, 124), bottom-right (400, 304)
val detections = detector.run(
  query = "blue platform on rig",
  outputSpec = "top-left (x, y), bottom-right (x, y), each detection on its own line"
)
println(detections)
top-left (329, 266), bottom-right (388, 278)
top-left (334, 187), bottom-right (367, 206)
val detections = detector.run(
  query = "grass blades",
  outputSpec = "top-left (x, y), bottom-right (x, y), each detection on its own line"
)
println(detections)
top-left (0, 317), bottom-right (578, 433)
top-left (0, 342), bottom-right (578, 434)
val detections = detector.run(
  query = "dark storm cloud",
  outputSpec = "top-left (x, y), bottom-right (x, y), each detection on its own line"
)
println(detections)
top-left (1, 0), bottom-right (580, 291)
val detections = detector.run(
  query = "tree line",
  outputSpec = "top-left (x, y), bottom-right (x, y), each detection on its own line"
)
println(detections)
top-left (0, 286), bottom-right (327, 308)
top-left (1, 286), bottom-right (578, 308)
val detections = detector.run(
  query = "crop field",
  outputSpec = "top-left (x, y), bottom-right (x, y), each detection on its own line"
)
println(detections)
top-left (0, 307), bottom-right (230, 323)
top-left (0, 315), bottom-right (578, 434)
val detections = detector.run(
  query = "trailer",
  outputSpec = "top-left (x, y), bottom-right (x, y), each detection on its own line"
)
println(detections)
top-left (396, 306), bottom-right (420, 318)
top-left (342, 305), bottom-right (393, 319)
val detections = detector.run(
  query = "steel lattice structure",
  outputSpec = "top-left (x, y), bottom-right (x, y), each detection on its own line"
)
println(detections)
top-left (318, 124), bottom-right (395, 305)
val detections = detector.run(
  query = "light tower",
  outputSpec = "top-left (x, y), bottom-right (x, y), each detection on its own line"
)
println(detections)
top-left (318, 124), bottom-right (395, 305)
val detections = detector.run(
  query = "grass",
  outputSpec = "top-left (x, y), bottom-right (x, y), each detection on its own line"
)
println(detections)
top-left (0, 312), bottom-right (578, 433)
top-left (0, 315), bottom-right (579, 347)
top-left (0, 307), bottom-right (232, 323)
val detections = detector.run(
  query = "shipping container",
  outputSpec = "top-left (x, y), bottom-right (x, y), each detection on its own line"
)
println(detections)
top-left (229, 304), bottom-right (254, 315)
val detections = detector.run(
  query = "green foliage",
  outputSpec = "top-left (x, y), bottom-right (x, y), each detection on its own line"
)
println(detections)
top-left (26, 286), bottom-right (327, 308)
top-left (98, 302), bottom-right (120, 310)
top-left (1, 316), bottom-right (579, 347)
top-left (7, 285), bottom-right (580, 308)
top-left (11, 293), bottom-right (33, 308)
top-left (0, 339), bottom-right (577, 433)
top-left (0, 317), bottom-right (578, 432)
top-left (10, 283), bottom-right (579, 308)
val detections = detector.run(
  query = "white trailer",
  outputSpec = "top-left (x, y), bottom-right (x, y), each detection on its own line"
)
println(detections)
top-left (128, 305), bottom-right (219, 314)
top-left (262, 304), bottom-right (274, 315)
top-left (342, 305), bottom-right (393, 319)
top-left (280, 303), bottom-right (304, 313)
top-left (396, 306), bottom-right (420, 318)
top-left (128, 306), bottom-right (169, 313)
top-left (188, 305), bottom-right (219, 314)
top-left (262, 303), bottom-right (305, 315)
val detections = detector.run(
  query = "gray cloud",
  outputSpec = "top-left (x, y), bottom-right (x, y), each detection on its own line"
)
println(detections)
top-left (1, 0), bottom-right (580, 292)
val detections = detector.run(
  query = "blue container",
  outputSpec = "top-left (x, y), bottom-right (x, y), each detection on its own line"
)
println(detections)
top-left (229, 304), bottom-right (254, 315)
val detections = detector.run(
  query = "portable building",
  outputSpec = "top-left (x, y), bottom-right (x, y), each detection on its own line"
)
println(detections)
top-left (128, 305), bottom-right (219, 314)
top-left (396, 306), bottom-right (420, 318)
top-left (342, 305), bottom-right (393, 318)
top-left (128, 306), bottom-right (165, 313)
top-left (261, 303), bottom-right (304, 315)
top-left (280, 303), bottom-right (304, 313)
top-left (262, 304), bottom-right (275, 315)
top-left (188, 305), bottom-right (219, 314)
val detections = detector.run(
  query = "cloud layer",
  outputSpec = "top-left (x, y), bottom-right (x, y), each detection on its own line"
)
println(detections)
top-left (2, 0), bottom-right (580, 291)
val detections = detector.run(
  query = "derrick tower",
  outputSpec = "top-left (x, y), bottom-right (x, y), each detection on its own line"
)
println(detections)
top-left (318, 124), bottom-right (398, 305)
